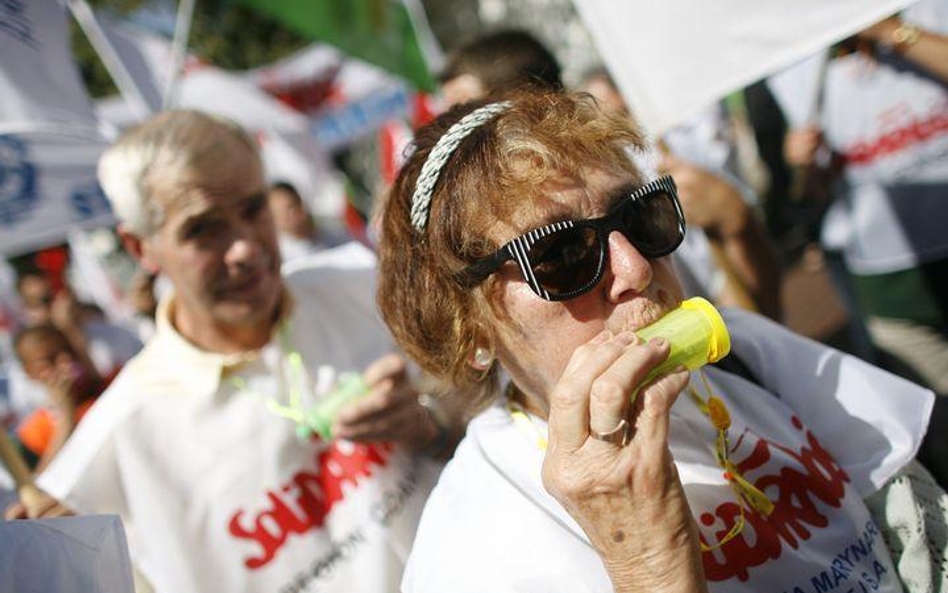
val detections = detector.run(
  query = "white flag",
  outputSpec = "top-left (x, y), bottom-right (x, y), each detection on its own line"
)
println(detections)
top-left (248, 43), bottom-right (414, 150)
top-left (0, 0), bottom-right (98, 135)
top-left (0, 133), bottom-right (112, 256)
top-left (0, 1), bottom-right (113, 256)
top-left (573, 0), bottom-right (919, 134)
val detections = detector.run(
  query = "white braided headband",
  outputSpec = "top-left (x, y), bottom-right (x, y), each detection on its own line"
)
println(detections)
top-left (410, 101), bottom-right (512, 232)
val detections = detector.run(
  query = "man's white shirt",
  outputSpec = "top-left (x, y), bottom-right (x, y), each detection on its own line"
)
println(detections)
top-left (38, 243), bottom-right (441, 593)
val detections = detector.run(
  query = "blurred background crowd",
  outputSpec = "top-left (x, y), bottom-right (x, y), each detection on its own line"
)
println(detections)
top-left (0, 0), bottom-right (945, 587)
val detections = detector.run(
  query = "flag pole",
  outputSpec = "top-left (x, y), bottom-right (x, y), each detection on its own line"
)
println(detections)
top-left (163, 0), bottom-right (197, 109)
top-left (66, 0), bottom-right (154, 119)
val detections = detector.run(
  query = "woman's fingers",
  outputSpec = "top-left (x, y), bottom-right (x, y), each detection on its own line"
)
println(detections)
top-left (623, 368), bottom-right (690, 466)
top-left (547, 330), bottom-right (628, 451)
top-left (587, 337), bottom-right (670, 438)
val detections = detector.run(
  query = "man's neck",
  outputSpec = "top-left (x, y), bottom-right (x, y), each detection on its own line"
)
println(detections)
top-left (171, 307), bottom-right (275, 354)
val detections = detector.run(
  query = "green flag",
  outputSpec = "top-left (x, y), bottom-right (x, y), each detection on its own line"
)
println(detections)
top-left (234, 0), bottom-right (437, 91)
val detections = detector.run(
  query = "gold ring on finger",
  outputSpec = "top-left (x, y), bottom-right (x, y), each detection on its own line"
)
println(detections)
top-left (589, 418), bottom-right (631, 446)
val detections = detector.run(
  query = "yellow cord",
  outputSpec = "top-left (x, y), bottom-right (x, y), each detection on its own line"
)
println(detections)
top-left (688, 369), bottom-right (773, 551)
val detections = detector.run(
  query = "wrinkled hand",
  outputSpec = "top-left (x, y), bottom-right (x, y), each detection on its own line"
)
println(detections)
top-left (659, 155), bottom-right (749, 237)
top-left (332, 354), bottom-right (439, 451)
top-left (541, 331), bottom-right (707, 593)
top-left (784, 125), bottom-right (824, 168)
top-left (4, 485), bottom-right (74, 520)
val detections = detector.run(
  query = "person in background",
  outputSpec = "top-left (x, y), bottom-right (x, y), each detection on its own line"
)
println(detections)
top-left (440, 29), bottom-right (781, 320)
top-left (5, 110), bottom-right (462, 593)
top-left (15, 271), bottom-right (56, 328)
top-left (11, 325), bottom-right (104, 472)
top-left (782, 3), bottom-right (948, 396)
top-left (14, 271), bottom-right (141, 379)
top-left (579, 68), bottom-right (782, 319)
top-left (438, 29), bottom-right (563, 108)
top-left (267, 181), bottom-right (349, 263)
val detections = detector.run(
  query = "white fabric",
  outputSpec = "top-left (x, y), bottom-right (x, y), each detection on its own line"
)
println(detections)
top-left (572, 0), bottom-right (917, 134)
top-left (0, 133), bottom-right (113, 257)
top-left (38, 244), bottom-right (440, 593)
top-left (82, 318), bottom-right (142, 377)
top-left (0, 515), bottom-right (135, 593)
top-left (0, 0), bottom-right (99, 135)
top-left (277, 230), bottom-right (351, 266)
top-left (403, 309), bottom-right (933, 593)
top-left (0, 1), bottom-right (114, 256)
top-left (247, 43), bottom-right (417, 151)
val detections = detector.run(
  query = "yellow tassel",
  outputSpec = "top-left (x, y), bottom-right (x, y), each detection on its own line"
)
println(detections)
top-left (725, 462), bottom-right (774, 515)
top-left (708, 396), bottom-right (730, 431)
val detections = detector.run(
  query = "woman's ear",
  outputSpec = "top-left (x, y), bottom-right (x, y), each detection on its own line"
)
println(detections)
top-left (117, 225), bottom-right (161, 275)
top-left (467, 346), bottom-right (495, 371)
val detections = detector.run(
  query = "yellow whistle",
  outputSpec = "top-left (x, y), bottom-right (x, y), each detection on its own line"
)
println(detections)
top-left (636, 296), bottom-right (731, 388)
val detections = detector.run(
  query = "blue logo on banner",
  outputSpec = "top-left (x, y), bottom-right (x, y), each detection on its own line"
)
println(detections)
top-left (70, 182), bottom-right (112, 221)
top-left (0, 135), bottom-right (38, 227)
top-left (311, 86), bottom-right (410, 150)
top-left (0, 0), bottom-right (36, 48)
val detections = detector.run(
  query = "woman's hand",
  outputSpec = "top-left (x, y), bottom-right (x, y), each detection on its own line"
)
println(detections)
top-left (540, 330), bottom-right (707, 593)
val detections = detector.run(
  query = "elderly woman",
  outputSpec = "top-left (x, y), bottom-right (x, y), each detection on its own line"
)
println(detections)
top-left (376, 91), bottom-right (938, 593)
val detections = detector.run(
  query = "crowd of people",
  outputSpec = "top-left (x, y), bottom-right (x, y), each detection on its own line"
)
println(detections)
top-left (1, 3), bottom-right (947, 593)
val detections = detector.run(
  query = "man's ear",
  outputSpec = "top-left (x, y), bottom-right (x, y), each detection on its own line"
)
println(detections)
top-left (117, 224), bottom-right (161, 275)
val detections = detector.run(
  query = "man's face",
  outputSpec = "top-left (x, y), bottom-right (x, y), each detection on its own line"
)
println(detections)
top-left (18, 275), bottom-right (53, 326)
top-left (142, 142), bottom-right (282, 342)
top-left (17, 334), bottom-right (73, 383)
top-left (267, 187), bottom-right (312, 239)
top-left (441, 73), bottom-right (487, 109)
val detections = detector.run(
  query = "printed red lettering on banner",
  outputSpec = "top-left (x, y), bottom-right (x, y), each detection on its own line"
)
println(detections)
top-left (228, 441), bottom-right (392, 569)
top-left (700, 416), bottom-right (851, 582)
top-left (843, 106), bottom-right (948, 166)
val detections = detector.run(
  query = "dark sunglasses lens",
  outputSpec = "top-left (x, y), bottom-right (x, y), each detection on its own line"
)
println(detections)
top-left (528, 226), bottom-right (601, 296)
top-left (620, 191), bottom-right (682, 257)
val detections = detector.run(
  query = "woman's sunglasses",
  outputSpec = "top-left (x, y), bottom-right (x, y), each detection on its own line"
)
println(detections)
top-left (457, 175), bottom-right (685, 301)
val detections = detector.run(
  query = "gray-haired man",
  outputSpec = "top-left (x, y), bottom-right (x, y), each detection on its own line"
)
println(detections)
top-left (10, 110), bottom-right (457, 593)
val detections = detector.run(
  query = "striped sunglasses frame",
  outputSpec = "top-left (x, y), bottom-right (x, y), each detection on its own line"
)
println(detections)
top-left (457, 176), bottom-right (685, 301)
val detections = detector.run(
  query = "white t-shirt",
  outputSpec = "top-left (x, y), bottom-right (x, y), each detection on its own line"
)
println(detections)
top-left (819, 0), bottom-right (948, 274)
top-left (402, 310), bottom-right (933, 593)
top-left (38, 243), bottom-right (441, 593)
top-left (82, 317), bottom-right (143, 377)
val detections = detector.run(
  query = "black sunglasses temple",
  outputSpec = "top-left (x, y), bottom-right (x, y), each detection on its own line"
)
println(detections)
top-left (456, 247), bottom-right (512, 288)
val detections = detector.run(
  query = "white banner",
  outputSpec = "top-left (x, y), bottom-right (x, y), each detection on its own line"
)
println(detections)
top-left (0, 0), bottom-right (98, 135)
top-left (0, 133), bottom-right (113, 256)
top-left (573, 0), bottom-right (919, 134)
top-left (248, 43), bottom-right (415, 150)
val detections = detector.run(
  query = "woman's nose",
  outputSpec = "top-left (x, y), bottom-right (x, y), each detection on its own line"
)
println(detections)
top-left (604, 230), bottom-right (652, 301)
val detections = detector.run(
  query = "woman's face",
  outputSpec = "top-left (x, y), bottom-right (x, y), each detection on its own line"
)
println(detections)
top-left (486, 167), bottom-right (685, 405)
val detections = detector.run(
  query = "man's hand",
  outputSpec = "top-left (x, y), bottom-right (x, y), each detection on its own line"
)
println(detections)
top-left (784, 125), bottom-right (824, 168)
top-left (331, 354), bottom-right (441, 452)
top-left (4, 485), bottom-right (74, 520)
